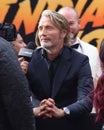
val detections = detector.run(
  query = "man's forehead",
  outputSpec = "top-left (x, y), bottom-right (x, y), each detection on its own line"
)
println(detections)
top-left (38, 16), bottom-right (53, 26)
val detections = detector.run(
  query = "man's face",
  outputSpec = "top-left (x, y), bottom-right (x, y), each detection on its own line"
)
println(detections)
top-left (38, 16), bottom-right (65, 50)
top-left (58, 9), bottom-right (80, 36)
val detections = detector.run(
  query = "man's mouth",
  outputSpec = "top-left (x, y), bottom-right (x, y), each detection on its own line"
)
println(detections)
top-left (41, 39), bottom-right (49, 42)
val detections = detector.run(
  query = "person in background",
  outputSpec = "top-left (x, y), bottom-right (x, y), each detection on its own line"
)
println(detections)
top-left (16, 34), bottom-right (30, 74)
top-left (12, 32), bottom-right (29, 74)
top-left (0, 22), bottom-right (28, 74)
top-left (12, 32), bottom-right (26, 54)
top-left (27, 10), bottom-right (93, 130)
top-left (0, 36), bottom-right (36, 130)
top-left (58, 6), bottom-right (101, 88)
top-left (0, 22), bottom-right (26, 54)
top-left (93, 39), bottom-right (104, 130)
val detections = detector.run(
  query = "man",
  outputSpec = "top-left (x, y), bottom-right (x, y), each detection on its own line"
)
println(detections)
top-left (27, 10), bottom-right (93, 130)
top-left (0, 37), bottom-right (36, 130)
top-left (58, 6), bottom-right (101, 88)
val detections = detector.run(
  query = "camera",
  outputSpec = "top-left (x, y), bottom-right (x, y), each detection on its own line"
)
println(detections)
top-left (0, 22), bottom-right (17, 41)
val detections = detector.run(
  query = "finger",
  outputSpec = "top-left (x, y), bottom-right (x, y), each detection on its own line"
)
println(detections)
top-left (48, 98), bottom-right (55, 105)
top-left (40, 104), bottom-right (48, 112)
top-left (40, 99), bottom-right (47, 106)
top-left (18, 57), bottom-right (24, 62)
top-left (45, 100), bottom-right (54, 107)
top-left (39, 108), bottom-right (53, 118)
top-left (45, 113), bottom-right (52, 118)
top-left (39, 109), bottom-right (49, 116)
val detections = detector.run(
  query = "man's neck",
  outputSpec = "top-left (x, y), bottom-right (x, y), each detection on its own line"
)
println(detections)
top-left (46, 47), bottom-right (63, 61)
top-left (72, 37), bottom-right (77, 45)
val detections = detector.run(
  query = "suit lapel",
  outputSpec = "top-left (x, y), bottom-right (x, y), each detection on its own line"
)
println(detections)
top-left (35, 55), bottom-right (51, 97)
top-left (51, 48), bottom-right (72, 98)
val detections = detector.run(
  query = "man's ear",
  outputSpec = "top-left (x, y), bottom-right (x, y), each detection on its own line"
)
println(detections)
top-left (61, 29), bottom-right (68, 39)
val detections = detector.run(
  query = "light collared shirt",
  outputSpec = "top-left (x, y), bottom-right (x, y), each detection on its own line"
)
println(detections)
top-left (72, 37), bottom-right (101, 88)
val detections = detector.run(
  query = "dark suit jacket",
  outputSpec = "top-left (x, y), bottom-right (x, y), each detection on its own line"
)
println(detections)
top-left (27, 46), bottom-right (94, 130)
top-left (0, 37), bottom-right (36, 130)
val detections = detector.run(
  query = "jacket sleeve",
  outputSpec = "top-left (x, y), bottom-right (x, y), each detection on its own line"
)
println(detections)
top-left (67, 55), bottom-right (94, 117)
top-left (0, 38), bottom-right (36, 130)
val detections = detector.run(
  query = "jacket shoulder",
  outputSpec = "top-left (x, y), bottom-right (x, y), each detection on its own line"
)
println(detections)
top-left (64, 47), bottom-right (88, 61)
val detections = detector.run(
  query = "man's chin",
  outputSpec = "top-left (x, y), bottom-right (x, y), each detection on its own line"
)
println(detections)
top-left (41, 43), bottom-right (53, 49)
top-left (42, 45), bottom-right (52, 49)
top-left (69, 32), bottom-right (77, 39)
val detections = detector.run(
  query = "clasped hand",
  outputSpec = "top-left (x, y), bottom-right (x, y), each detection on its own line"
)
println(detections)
top-left (33, 98), bottom-right (64, 118)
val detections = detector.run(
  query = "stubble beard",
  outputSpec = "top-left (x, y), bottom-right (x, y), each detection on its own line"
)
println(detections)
top-left (40, 41), bottom-right (55, 54)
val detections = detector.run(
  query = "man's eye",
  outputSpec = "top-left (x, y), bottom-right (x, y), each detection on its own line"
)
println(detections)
top-left (69, 22), bottom-right (74, 25)
top-left (38, 27), bottom-right (42, 31)
top-left (38, 28), bottom-right (42, 31)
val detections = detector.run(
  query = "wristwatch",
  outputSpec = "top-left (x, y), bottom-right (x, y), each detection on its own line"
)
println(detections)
top-left (63, 107), bottom-right (70, 116)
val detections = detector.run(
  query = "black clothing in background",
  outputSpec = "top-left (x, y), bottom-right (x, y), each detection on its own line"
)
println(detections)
top-left (0, 37), bottom-right (36, 130)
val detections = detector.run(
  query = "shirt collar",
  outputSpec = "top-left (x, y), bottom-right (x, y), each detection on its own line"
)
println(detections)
top-left (41, 47), bottom-right (63, 61)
